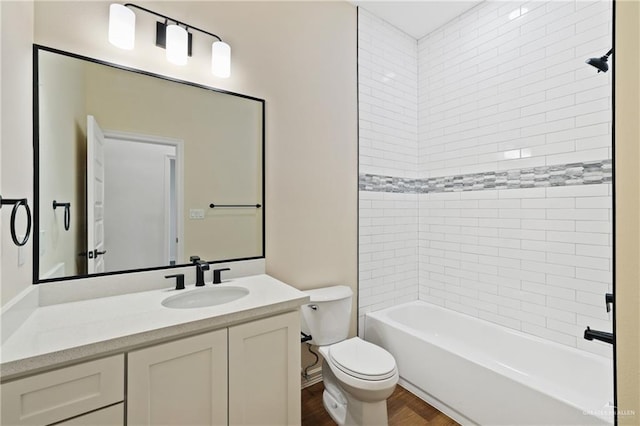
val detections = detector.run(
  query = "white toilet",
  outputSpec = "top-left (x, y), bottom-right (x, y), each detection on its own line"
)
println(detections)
top-left (301, 285), bottom-right (398, 426)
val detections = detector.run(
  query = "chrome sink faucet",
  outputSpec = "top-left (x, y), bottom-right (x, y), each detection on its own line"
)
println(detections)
top-left (190, 256), bottom-right (210, 287)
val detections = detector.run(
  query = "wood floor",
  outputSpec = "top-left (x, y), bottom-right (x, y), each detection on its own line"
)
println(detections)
top-left (301, 382), bottom-right (459, 426)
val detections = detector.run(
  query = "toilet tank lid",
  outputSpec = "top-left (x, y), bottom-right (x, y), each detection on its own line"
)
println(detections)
top-left (304, 285), bottom-right (352, 302)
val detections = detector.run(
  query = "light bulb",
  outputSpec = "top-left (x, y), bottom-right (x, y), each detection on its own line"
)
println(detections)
top-left (108, 4), bottom-right (135, 50)
top-left (211, 41), bottom-right (231, 78)
top-left (166, 24), bottom-right (188, 66)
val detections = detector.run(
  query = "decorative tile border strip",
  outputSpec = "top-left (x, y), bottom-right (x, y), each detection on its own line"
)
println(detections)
top-left (359, 159), bottom-right (612, 193)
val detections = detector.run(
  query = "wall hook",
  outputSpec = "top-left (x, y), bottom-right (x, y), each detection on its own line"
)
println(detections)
top-left (53, 200), bottom-right (71, 231)
top-left (0, 195), bottom-right (32, 246)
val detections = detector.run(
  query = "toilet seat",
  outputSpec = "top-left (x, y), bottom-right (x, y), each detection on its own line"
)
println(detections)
top-left (328, 338), bottom-right (396, 381)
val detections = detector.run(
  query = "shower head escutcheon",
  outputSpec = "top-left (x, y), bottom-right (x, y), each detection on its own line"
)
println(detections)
top-left (586, 48), bottom-right (613, 73)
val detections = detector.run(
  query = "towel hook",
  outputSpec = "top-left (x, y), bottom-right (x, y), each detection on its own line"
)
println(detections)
top-left (0, 195), bottom-right (32, 247)
top-left (53, 200), bottom-right (71, 231)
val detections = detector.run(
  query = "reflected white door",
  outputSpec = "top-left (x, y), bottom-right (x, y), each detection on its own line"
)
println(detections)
top-left (87, 115), bottom-right (106, 273)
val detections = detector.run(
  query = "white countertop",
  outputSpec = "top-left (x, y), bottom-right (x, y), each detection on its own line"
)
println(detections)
top-left (0, 274), bottom-right (308, 381)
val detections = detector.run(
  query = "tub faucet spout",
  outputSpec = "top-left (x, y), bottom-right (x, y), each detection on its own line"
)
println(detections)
top-left (583, 327), bottom-right (613, 345)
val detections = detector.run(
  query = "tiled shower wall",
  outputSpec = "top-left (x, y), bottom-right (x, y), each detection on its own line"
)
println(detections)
top-left (358, 8), bottom-right (419, 334)
top-left (418, 0), bottom-right (612, 177)
top-left (358, 1), bottom-right (612, 357)
top-left (359, 9), bottom-right (418, 178)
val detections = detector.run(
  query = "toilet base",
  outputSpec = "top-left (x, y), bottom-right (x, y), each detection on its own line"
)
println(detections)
top-left (322, 386), bottom-right (390, 426)
top-left (322, 388), bottom-right (347, 425)
top-left (321, 360), bottom-right (392, 426)
top-left (342, 392), bottom-right (390, 426)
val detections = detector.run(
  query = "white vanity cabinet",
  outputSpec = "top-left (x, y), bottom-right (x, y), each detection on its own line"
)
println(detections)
top-left (0, 355), bottom-right (124, 426)
top-left (229, 310), bottom-right (301, 425)
top-left (127, 310), bottom-right (300, 426)
top-left (127, 329), bottom-right (228, 426)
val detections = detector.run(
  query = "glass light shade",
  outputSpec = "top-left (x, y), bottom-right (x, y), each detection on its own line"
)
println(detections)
top-left (108, 4), bottom-right (135, 50)
top-left (211, 41), bottom-right (231, 78)
top-left (166, 24), bottom-right (188, 66)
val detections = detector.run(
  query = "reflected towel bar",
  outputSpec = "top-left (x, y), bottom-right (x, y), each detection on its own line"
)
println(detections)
top-left (53, 200), bottom-right (71, 231)
top-left (0, 195), bottom-right (32, 246)
top-left (209, 203), bottom-right (262, 208)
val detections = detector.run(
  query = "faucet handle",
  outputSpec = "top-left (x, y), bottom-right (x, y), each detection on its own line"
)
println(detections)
top-left (213, 268), bottom-right (231, 284)
top-left (165, 274), bottom-right (185, 290)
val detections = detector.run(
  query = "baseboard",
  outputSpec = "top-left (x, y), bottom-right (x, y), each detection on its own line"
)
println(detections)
top-left (301, 365), bottom-right (323, 389)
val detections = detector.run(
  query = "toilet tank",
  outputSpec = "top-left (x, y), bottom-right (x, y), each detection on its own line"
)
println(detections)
top-left (300, 285), bottom-right (352, 346)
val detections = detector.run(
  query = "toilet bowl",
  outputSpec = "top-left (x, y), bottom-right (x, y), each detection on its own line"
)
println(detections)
top-left (300, 286), bottom-right (399, 426)
top-left (319, 337), bottom-right (398, 425)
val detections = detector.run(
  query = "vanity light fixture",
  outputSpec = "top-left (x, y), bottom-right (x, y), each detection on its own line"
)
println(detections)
top-left (108, 4), bottom-right (135, 50)
top-left (165, 23), bottom-right (188, 66)
top-left (108, 3), bottom-right (231, 77)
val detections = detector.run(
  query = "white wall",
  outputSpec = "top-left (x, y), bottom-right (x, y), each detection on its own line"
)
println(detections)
top-left (0, 1), bottom-right (34, 306)
top-left (2, 1), bottom-right (358, 360)
top-left (358, 0), bottom-right (613, 356)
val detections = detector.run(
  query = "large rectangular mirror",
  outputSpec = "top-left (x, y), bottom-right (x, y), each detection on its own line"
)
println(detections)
top-left (34, 45), bottom-right (264, 283)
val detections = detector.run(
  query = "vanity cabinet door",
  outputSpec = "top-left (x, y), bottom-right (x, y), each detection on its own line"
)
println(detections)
top-left (127, 329), bottom-right (228, 426)
top-left (228, 311), bottom-right (301, 426)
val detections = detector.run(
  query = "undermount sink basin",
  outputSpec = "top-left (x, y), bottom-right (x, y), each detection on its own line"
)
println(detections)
top-left (162, 286), bottom-right (250, 309)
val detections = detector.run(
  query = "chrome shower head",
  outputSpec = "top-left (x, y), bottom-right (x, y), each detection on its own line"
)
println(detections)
top-left (586, 48), bottom-right (613, 73)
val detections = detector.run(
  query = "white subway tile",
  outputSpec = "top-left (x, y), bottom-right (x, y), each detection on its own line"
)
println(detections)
top-left (546, 183), bottom-right (609, 198)
top-left (575, 244), bottom-right (611, 258)
top-left (575, 221), bottom-right (611, 233)
top-left (546, 274), bottom-right (609, 294)
top-left (521, 260), bottom-right (575, 277)
top-left (478, 310), bottom-right (522, 329)
top-left (547, 297), bottom-right (610, 321)
top-left (521, 198), bottom-right (575, 209)
top-left (498, 187), bottom-right (546, 199)
top-left (360, 1), bottom-right (611, 350)
top-left (522, 281), bottom-right (576, 300)
top-left (575, 196), bottom-right (611, 209)
top-left (575, 267), bottom-right (612, 284)
top-left (521, 301), bottom-right (576, 324)
top-left (522, 240), bottom-right (575, 254)
top-left (521, 323), bottom-right (577, 346)
top-left (499, 306), bottom-right (546, 327)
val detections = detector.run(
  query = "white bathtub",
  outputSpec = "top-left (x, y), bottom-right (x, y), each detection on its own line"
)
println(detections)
top-left (365, 301), bottom-right (613, 425)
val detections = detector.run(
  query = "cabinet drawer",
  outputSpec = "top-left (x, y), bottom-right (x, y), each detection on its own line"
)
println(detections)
top-left (1, 355), bottom-right (124, 426)
top-left (55, 403), bottom-right (123, 426)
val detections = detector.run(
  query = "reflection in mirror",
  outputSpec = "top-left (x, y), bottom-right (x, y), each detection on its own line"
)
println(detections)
top-left (34, 46), bottom-right (264, 283)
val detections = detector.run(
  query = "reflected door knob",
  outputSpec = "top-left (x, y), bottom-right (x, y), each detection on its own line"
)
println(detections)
top-left (87, 249), bottom-right (107, 259)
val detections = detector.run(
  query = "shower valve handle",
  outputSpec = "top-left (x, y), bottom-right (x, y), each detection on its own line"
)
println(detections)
top-left (605, 293), bottom-right (614, 313)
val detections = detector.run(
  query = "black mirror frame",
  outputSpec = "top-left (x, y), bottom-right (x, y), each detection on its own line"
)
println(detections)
top-left (32, 44), bottom-right (266, 284)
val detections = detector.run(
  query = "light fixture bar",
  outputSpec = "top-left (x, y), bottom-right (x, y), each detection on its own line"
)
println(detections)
top-left (156, 21), bottom-right (193, 57)
top-left (123, 3), bottom-right (223, 42)
top-left (110, 3), bottom-right (231, 77)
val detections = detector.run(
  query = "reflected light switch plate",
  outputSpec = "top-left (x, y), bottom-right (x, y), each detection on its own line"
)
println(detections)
top-left (189, 209), bottom-right (205, 220)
